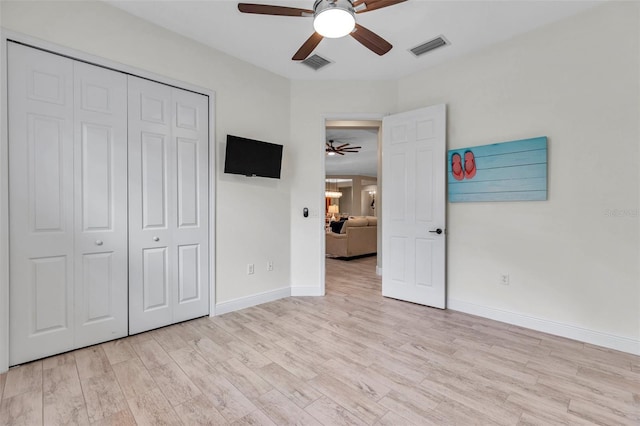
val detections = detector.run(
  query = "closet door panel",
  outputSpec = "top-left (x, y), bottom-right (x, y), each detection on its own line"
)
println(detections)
top-left (8, 43), bottom-right (75, 364)
top-left (172, 88), bottom-right (209, 322)
top-left (128, 76), bottom-right (174, 334)
top-left (128, 79), bottom-right (209, 333)
top-left (73, 61), bottom-right (128, 347)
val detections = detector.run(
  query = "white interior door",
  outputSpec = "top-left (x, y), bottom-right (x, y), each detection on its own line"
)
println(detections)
top-left (128, 76), bottom-right (209, 334)
top-left (8, 43), bottom-right (75, 364)
top-left (381, 105), bottom-right (447, 308)
top-left (73, 61), bottom-right (128, 347)
top-left (171, 87), bottom-right (209, 323)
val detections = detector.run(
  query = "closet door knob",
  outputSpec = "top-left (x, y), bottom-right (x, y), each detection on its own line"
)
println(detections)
top-left (153, 236), bottom-right (160, 242)
top-left (95, 240), bottom-right (103, 246)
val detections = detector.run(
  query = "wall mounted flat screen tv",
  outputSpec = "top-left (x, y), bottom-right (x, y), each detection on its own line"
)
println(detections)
top-left (224, 135), bottom-right (283, 179)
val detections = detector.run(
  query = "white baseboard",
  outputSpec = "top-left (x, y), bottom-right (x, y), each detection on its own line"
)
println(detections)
top-left (448, 299), bottom-right (640, 356)
top-left (291, 286), bottom-right (324, 297)
top-left (215, 287), bottom-right (291, 316)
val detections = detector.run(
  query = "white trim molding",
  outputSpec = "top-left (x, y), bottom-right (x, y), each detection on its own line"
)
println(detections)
top-left (215, 287), bottom-right (291, 316)
top-left (448, 298), bottom-right (640, 356)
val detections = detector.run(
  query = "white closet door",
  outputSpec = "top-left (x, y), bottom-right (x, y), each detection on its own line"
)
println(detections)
top-left (171, 87), bottom-right (209, 323)
top-left (9, 43), bottom-right (75, 364)
top-left (9, 44), bottom-right (129, 365)
top-left (128, 76), bottom-right (209, 334)
top-left (73, 61), bottom-right (128, 347)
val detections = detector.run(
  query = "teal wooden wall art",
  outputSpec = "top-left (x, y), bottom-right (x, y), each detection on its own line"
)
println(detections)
top-left (448, 136), bottom-right (547, 202)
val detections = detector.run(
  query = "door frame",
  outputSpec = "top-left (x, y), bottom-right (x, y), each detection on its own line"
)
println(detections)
top-left (320, 113), bottom-right (384, 296)
top-left (0, 30), bottom-right (217, 373)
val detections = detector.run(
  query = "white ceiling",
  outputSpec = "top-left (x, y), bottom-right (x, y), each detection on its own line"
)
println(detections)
top-left (106, 0), bottom-right (601, 81)
top-left (325, 128), bottom-right (378, 176)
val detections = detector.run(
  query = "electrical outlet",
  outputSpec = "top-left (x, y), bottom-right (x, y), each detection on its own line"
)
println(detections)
top-left (247, 264), bottom-right (255, 275)
top-left (267, 261), bottom-right (274, 271)
top-left (500, 273), bottom-right (509, 285)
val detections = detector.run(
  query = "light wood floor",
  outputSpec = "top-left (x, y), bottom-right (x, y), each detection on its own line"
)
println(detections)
top-left (1, 256), bottom-right (639, 425)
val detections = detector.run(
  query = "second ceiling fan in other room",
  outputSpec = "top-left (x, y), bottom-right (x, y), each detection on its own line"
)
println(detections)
top-left (237, 0), bottom-right (407, 61)
top-left (326, 139), bottom-right (362, 155)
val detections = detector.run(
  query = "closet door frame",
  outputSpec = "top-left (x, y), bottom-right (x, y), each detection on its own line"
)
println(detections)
top-left (0, 31), bottom-right (217, 373)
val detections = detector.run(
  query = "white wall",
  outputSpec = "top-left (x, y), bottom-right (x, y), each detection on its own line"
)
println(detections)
top-left (398, 2), bottom-right (640, 351)
top-left (289, 82), bottom-right (396, 294)
top-left (0, 1), bottom-right (291, 308)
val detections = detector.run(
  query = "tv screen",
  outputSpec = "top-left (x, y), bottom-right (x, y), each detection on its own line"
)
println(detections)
top-left (224, 135), bottom-right (283, 179)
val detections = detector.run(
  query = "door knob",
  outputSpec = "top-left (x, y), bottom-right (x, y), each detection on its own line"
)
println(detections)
top-left (153, 236), bottom-right (160, 242)
top-left (95, 240), bottom-right (103, 246)
top-left (429, 228), bottom-right (443, 235)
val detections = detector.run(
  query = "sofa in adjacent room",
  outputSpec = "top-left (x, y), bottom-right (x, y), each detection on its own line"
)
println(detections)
top-left (326, 216), bottom-right (377, 258)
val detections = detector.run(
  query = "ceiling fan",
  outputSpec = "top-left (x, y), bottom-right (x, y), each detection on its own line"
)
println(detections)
top-left (326, 139), bottom-right (362, 155)
top-left (237, 0), bottom-right (407, 61)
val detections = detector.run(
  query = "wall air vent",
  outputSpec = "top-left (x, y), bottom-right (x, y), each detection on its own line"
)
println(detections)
top-left (409, 36), bottom-right (449, 57)
top-left (301, 54), bottom-right (332, 71)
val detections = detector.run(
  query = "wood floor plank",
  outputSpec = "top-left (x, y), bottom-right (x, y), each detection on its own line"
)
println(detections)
top-left (309, 374), bottom-right (388, 425)
top-left (101, 339), bottom-right (138, 366)
top-left (517, 410), bottom-right (595, 426)
top-left (43, 363), bottom-right (89, 425)
top-left (225, 339), bottom-right (272, 370)
top-left (231, 409), bottom-right (278, 426)
top-left (174, 394), bottom-right (227, 425)
top-left (42, 353), bottom-right (75, 371)
top-left (263, 346), bottom-right (320, 381)
top-left (255, 362), bottom-right (322, 409)
top-left (131, 338), bottom-right (172, 371)
top-left (74, 346), bottom-right (112, 381)
top-left (149, 326), bottom-right (189, 353)
top-left (375, 410), bottom-right (420, 426)
top-left (90, 408), bottom-right (137, 426)
top-left (377, 390), bottom-right (444, 425)
top-left (168, 348), bottom-right (217, 380)
top-left (192, 374), bottom-right (257, 422)
top-left (189, 336), bottom-right (235, 364)
top-left (111, 358), bottom-right (157, 400)
top-left (215, 358), bottom-right (273, 400)
top-left (148, 361), bottom-right (202, 407)
top-left (254, 389), bottom-right (323, 425)
top-left (568, 397), bottom-right (640, 425)
top-left (80, 371), bottom-right (128, 423)
top-left (3, 361), bottom-right (42, 399)
top-left (305, 395), bottom-right (369, 426)
top-left (0, 389), bottom-right (42, 426)
top-left (126, 387), bottom-right (183, 426)
top-left (320, 358), bottom-right (391, 401)
top-left (0, 372), bottom-right (5, 402)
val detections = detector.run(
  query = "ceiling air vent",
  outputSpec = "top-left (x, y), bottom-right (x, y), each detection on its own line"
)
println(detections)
top-left (410, 36), bottom-right (449, 57)
top-left (301, 54), bottom-right (332, 71)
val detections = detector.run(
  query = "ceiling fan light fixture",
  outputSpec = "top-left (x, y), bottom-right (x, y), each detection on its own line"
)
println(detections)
top-left (313, 0), bottom-right (355, 38)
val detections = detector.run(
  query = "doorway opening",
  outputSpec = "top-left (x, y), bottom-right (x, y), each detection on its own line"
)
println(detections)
top-left (323, 119), bottom-right (382, 292)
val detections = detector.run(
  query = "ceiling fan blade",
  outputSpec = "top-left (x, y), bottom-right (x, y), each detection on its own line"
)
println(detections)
top-left (341, 146), bottom-right (362, 150)
top-left (354, 0), bottom-right (407, 13)
top-left (350, 24), bottom-right (392, 56)
top-left (238, 3), bottom-right (313, 17)
top-left (326, 142), bottom-right (333, 148)
top-left (336, 151), bottom-right (345, 155)
top-left (335, 143), bottom-right (351, 149)
top-left (292, 32), bottom-right (324, 61)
